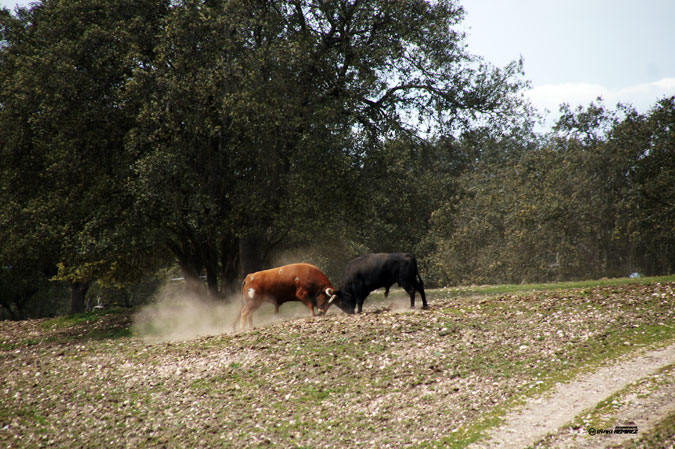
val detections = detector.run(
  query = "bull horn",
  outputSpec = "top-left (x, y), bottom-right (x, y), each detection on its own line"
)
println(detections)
top-left (324, 287), bottom-right (337, 304)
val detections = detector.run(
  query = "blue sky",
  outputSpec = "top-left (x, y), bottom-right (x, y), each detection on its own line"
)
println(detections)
top-left (460, 0), bottom-right (675, 124)
top-left (3, 0), bottom-right (675, 128)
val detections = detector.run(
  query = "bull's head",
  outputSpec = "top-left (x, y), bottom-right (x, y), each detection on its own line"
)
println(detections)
top-left (317, 287), bottom-right (337, 315)
top-left (320, 289), bottom-right (355, 315)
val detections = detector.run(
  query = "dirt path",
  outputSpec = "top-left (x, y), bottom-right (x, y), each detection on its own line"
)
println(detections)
top-left (536, 369), bottom-right (674, 449)
top-left (469, 342), bottom-right (675, 449)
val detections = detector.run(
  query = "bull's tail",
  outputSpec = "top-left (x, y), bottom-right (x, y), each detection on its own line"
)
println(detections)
top-left (232, 278), bottom-right (247, 331)
top-left (409, 256), bottom-right (423, 286)
top-left (413, 261), bottom-right (427, 307)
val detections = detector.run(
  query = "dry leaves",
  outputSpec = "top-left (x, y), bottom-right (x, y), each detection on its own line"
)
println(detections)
top-left (1, 282), bottom-right (673, 448)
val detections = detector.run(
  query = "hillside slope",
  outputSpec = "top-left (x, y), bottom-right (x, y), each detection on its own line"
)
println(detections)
top-left (1, 282), bottom-right (674, 448)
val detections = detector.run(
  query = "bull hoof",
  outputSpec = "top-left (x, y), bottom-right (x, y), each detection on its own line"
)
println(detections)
top-left (422, 304), bottom-right (429, 309)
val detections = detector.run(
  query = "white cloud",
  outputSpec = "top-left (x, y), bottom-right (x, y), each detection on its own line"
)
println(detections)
top-left (653, 78), bottom-right (675, 90)
top-left (528, 82), bottom-right (608, 113)
top-left (527, 78), bottom-right (675, 128)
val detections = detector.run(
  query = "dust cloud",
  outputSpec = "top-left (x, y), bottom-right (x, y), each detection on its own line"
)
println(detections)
top-left (366, 290), bottom-right (420, 313)
top-left (132, 281), bottom-right (317, 342)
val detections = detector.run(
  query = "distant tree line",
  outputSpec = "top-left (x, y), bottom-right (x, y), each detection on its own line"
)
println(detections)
top-left (1, 0), bottom-right (673, 319)
top-left (427, 99), bottom-right (675, 285)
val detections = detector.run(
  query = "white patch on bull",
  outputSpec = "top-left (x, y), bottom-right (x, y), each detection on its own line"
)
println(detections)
top-left (247, 288), bottom-right (255, 299)
top-left (295, 277), bottom-right (300, 282)
top-left (249, 275), bottom-right (255, 281)
top-left (279, 268), bottom-right (283, 273)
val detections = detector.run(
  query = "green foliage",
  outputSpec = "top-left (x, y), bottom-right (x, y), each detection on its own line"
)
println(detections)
top-left (428, 98), bottom-right (675, 285)
top-left (3, 0), bottom-right (528, 315)
top-left (356, 138), bottom-right (451, 252)
top-left (622, 97), bottom-right (675, 274)
top-left (125, 0), bottom-right (527, 293)
top-left (4, 0), bottom-right (671, 319)
top-left (1, 0), bottom-right (170, 314)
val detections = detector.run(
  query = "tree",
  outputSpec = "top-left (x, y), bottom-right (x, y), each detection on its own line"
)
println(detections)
top-left (0, 0), bottom-right (169, 314)
top-left (617, 97), bottom-right (675, 274)
top-left (428, 98), bottom-right (675, 286)
top-left (127, 0), bottom-right (528, 296)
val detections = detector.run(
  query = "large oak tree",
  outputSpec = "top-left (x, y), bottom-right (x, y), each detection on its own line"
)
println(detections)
top-left (127, 0), bottom-right (527, 296)
top-left (0, 0), bottom-right (169, 313)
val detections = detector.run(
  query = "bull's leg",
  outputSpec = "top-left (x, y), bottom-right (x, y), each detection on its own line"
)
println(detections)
top-left (414, 277), bottom-right (428, 309)
top-left (240, 302), bottom-right (262, 329)
top-left (296, 288), bottom-right (316, 317)
top-left (349, 285), bottom-right (364, 313)
top-left (348, 282), bottom-right (366, 314)
top-left (356, 291), bottom-right (366, 313)
top-left (239, 304), bottom-right (251, 329)
top-left (400, 281), bottom-right (416, 308)
top-left (248, 303), bottom-right (261, 328)
top-left (233, 308), bottom-right (243, 330)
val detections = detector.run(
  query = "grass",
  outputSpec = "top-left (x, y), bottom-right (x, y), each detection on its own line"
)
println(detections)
top-left (609, 412), bottom-right (675, 449)
top-left (434, 274), bottom-right (675, 298)
top-left (1, 277), bottom-right (673, 448)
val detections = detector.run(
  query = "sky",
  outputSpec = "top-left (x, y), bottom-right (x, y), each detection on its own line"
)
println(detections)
top-left (3, 0), bottom-right (675, 129)
top-left (460, 0), bottom-right (675, 126)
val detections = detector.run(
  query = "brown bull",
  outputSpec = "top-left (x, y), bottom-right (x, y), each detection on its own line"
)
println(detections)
top-left (236, 263), bottom-right (336, 329)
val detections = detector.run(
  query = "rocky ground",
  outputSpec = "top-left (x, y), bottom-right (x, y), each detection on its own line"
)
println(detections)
top-left (1, 281), bottom-right (673, 448)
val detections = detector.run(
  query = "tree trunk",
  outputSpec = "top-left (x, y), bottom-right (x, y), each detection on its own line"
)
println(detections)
top-left (70, 281), bottom-right (90, 314)
top-left (220, 238), bottom-right (240, 299)
top-left (204, 252), bottom-right (220, 299)
top-left (176, 252), bottom-right (206, 297)
top-left (1, 303), bottom-right (19, 320)
top-left (239, 237), bottom-right (263, 278)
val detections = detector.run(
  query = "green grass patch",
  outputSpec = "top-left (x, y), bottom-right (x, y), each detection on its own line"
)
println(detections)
top-left (41, 311), bottom-right (102, 329)
top-left (440, 274), bottom-right (675, 298)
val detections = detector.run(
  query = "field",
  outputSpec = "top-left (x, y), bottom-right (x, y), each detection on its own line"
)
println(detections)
top-left (1, 277), bottom-right (674, 448)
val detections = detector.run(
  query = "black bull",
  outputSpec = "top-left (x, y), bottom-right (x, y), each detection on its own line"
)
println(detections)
top-left (326, 253), bottom-right (428, 314)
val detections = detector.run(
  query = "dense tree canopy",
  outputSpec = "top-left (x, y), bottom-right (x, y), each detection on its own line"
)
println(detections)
top-left (428, 98), bottom-right (675, 285)
top-left (124, 0), bottom-right (527, 296)
top-left (1, 0), bottom-right (170, 314)
top-left (1, 0), bottom-right (673, 318)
